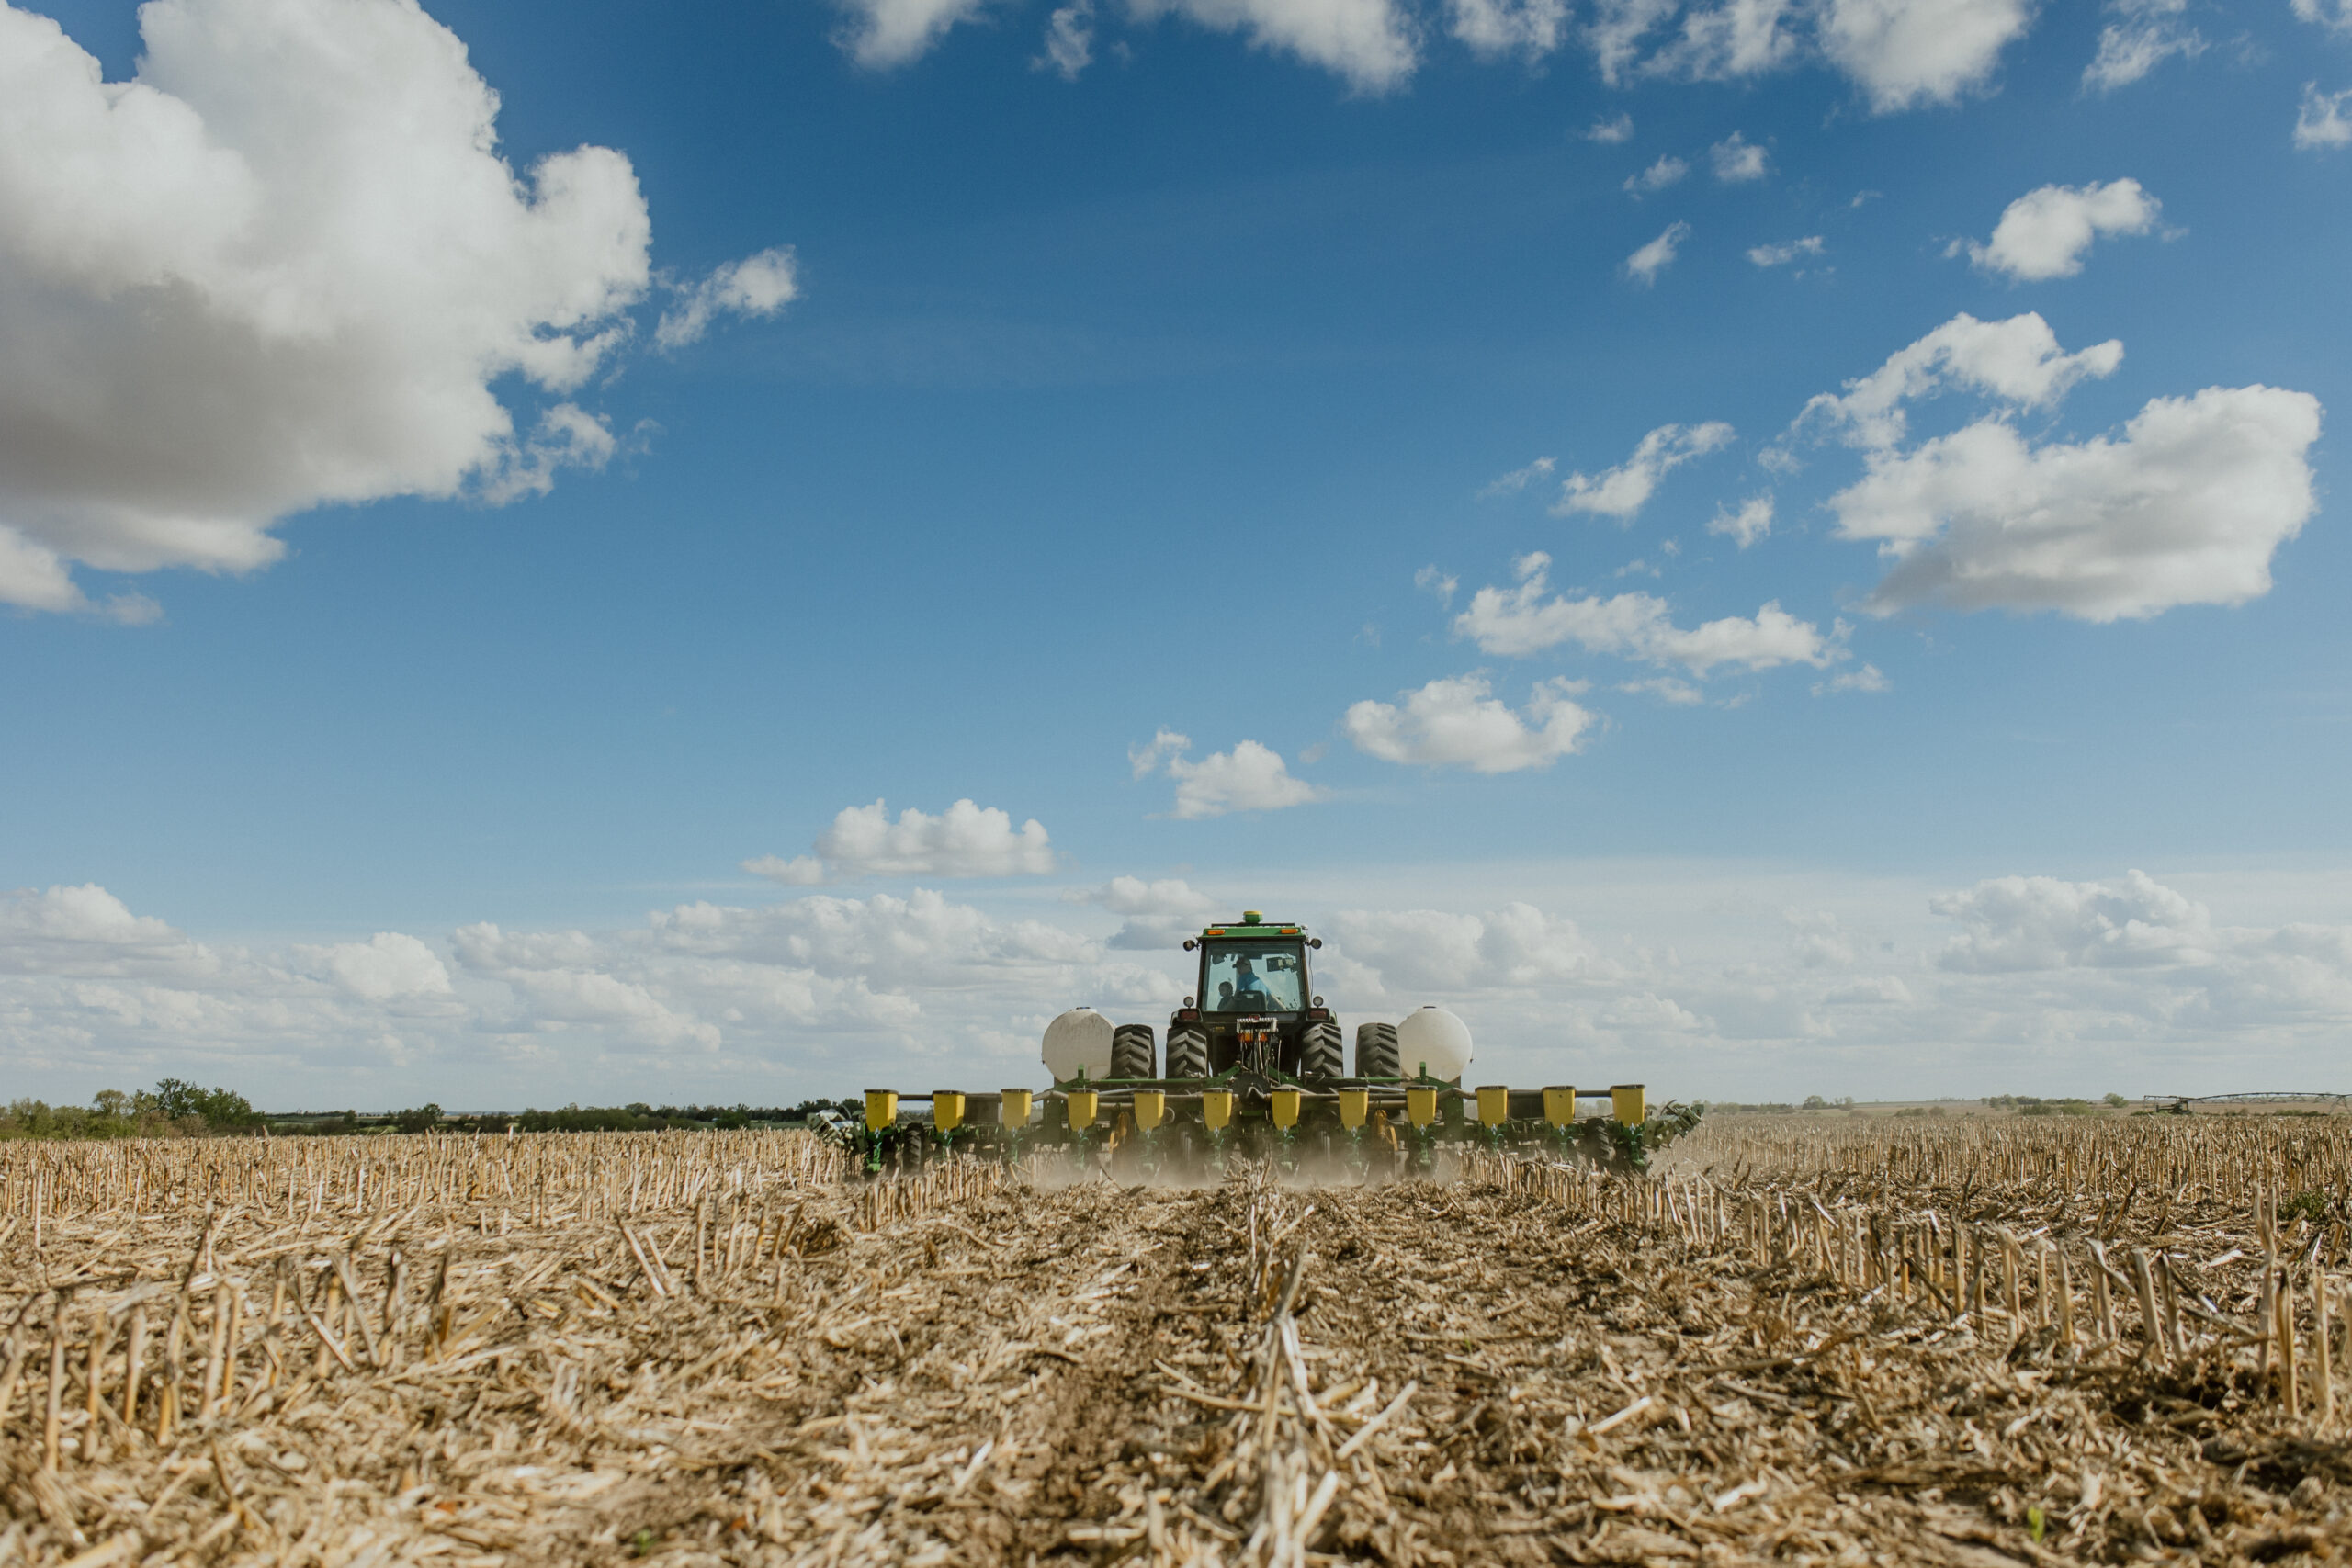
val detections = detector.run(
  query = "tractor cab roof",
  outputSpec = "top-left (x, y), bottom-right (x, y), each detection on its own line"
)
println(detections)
top-left (1198, 910), bottom-right (1307, 941)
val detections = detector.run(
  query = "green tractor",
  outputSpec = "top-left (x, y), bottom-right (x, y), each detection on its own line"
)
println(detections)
top-left (1039, 911), bottom-right (1475, 1151)
top-left (849, 909), bottom-right (1695, 1173)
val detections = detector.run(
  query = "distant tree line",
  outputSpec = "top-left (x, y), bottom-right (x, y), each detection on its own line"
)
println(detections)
top-left (0, 1088), bottom-right (863, 1140)
top-left (2, 1079), bottom-right (264, 1139)
top-left (1983, 1093), bottom-right (2132, 1116)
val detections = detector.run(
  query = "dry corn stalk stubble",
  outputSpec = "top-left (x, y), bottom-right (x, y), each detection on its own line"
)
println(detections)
top-left (0, 1120), bottom-right (2348, 1565)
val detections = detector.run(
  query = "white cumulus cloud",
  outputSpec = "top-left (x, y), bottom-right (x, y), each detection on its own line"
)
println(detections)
top-left (1342, 674), bottom-right (1596, 772)
top-left (1478, 457), bottom-right (1555, 498)
top-left (1623, 220), bottom-right (1691, 285)
top-left (1813, 663), bottom-right (1889, 694)
top-left (1069, 876), bottom-right (1223, 949)
top-left (1450, 0), bottom-right (1567, 59)
top-left (0, 0), bottom-right (711, 617)
top-left (0, 884), bottom-right (212, 976)
top-left (655, 248), bottom-right (798, 349)
top-left (1133, 735), bottom-right (1327, 818)
top-left (1619, 675), bottom-right (1704, 704)
top-left (1327, 903), bottom-right (1611, 994)
top-left (1554, 421), bottom-right (1736, 519)
top-left (1455, 551), bottom-right (1837, 674)
top-left (2083, 0), bottom-right (2204, 92)
top-left (746, 799), bottom-right (1057, 883)
top-left (1709, 494), bottom-right (1774, 547)
top-left (1794, 313), bottom-right (2324, 621)
top-left (831, 0), bottom-right (993, 66)
top-left (1958, 179), bottom-right (2160, 282)
top-left (1624, 154), bottom-right (1690, 194)
top-left (1747, 235), bottom-right (1825, 268)
top-left (1586, 111), bottom-right (1635, 141)
top-left (2292, 0), bottom-right (2352, 33)
top-left (1711, 131), bottom-right (1769, 180)
top-left (1590, 0), bottom-right (2032, 107)
top-left (1815, 0), bottom-right (2037, 112)
top-left (1128, 0), bottom-right (1419, 92)
top-left (1792, 311), bottom-right (2123, 452)
top-left (1036, 0), bottom-right (1096, 75)
top-left (1831, 384), bottom-right (2324, 621)
top-left (1932, 870), bottom-right (2217, 972)
top-left (298, 932), bottom-right (453, 1001)
top-left (2297, 84), bottom-right (2352, 150)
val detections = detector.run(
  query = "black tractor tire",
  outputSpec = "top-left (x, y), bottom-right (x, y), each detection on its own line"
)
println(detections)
top-left (1355, 1021), bottom-right (1400, 1079)
top-left (1165, 1024), bottom-right (1210, 1080)
top-left (1111, 1024), bottom-right (1157, 1081)
top-left (1300, 1020), bottom-right (1344, 1081)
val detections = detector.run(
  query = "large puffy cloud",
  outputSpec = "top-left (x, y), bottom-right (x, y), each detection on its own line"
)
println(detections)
top-left (744, 798), bottom-right (1057, 884)
top-left (1928, 871), bottom-right (2352, 1031)
top-left (1327, 903), bottom-right (1614, 994)
top-left (1555, 422), bottom-right (1733, 518)
top-left (1132, 733), bottom-right (1327, 818)
top-left (1958, 179), bottom-right (2160, 282)
top-left (0, 0), bottom-right (789, 618)
top-left (0, 884), bottom-right (215, 977)
top-left (1931, 870), bottom-right (2214, 972)
top-left (1342, 674), bottom-right (1595, 772)
top-left (1455, 552), bottom-right (1837, 674)
top-left (1830, 383), bottom-right (2323, 621)
top-left (296, 932), bottom-right (453, 1001)
top-left (1067, 876), bottom-right (1224, 949)
top-left (1814, 0), bottom-right (2036, 110)
top-left (1786, 312), bottom-right (2322, 620)
top-left (0, 883), bottom-right (465, 1081)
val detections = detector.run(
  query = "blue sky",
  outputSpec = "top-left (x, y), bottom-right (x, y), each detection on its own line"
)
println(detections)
top-left (4, 0), bottom-right (2350, 1108)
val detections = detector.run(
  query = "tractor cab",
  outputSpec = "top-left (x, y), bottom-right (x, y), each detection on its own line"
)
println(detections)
top-left (1170, 912), bottom-right (1330, 1078)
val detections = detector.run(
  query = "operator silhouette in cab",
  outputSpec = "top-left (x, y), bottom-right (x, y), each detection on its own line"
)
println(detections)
top-left (1230, 957), bottom-right (1269, 1004)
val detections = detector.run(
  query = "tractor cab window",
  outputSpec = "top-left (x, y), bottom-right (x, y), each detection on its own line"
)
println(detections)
top-left (1204, 943), bottom-right (1306, 1011)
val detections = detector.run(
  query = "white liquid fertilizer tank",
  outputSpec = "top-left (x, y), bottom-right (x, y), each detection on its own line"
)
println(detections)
top-left (1396, 1006), bottom-right (1473, 1082)
top-left (1041, 1007), bottom-right (1114, 1082)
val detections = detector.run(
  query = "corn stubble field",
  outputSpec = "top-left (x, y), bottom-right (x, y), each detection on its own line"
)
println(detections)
top-left (2, 1119), bottom-right (2350, 1567)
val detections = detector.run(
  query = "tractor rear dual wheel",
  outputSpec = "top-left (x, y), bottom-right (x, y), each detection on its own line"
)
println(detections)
top-left (1166, 1025), bottom-right (1209, 1079)
top-left (1300, 1021), bottom-right (1344, 1081)
top-left (1112, 1023), bottom-right (1157, 1080)
top-left (1355, 1021), bottom-right (1399, 1078)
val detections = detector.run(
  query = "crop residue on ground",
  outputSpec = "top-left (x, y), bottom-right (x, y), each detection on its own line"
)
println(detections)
top-left (1, 1118), bottom-right (2349, 1564)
